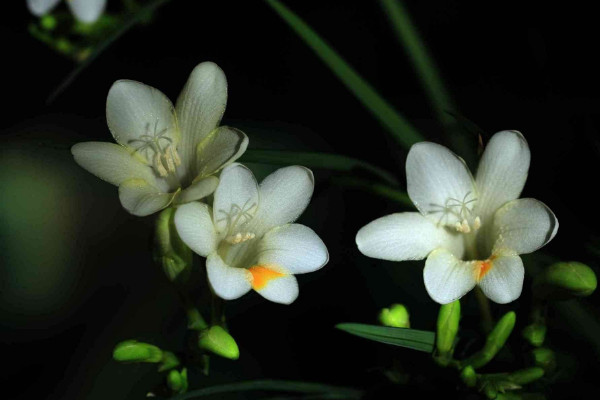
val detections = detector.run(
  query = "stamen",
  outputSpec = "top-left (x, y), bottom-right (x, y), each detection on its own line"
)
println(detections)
top-left (225, 232), bottom-right (256, 244)
top-left (128, 119), bottom-right (179, 177)
top-left (473, 216), bottom-right (481, 231)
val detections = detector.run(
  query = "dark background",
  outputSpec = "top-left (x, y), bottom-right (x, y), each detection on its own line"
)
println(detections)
top-left (2, 1), bottom-right (599, 398)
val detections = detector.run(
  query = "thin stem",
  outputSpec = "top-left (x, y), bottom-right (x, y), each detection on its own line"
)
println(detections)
top-left (475, 287), bottom-right (493, 332)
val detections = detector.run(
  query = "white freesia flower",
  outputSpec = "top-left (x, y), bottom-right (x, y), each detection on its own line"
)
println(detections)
top-left (174, 163), bottom-right (329, 304)
top-left (356, 131), bottom-right (558, 304)
top-left (72, 62), bottom-right (248, 216)
top-left (27, 0), bottom-right (106, 24)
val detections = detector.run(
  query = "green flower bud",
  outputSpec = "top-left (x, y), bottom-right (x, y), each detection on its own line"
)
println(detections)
top-left (167, 368), bottom-right (188, 394)
top-left (535, 262), bottom-right (597, 299)
top-left (158, 351), bottom-right (180, 372)
top-left (522, 323), bottom-right (546, 347)
top-left (113, 340), bottom-right (163, 363)
top-left (464, 311), bottom-right (516, 369)
top-left (154, 208), bottom-right (192, 284)
top-left (508, 367), bottom-right (544, 385)
top-left (436, 300), bottom-right (461, 356)
top-left (460, 365), bottom-right (477, 387)
top-left (378, 304), bottom-right (410, 328)
top-left (532, 348), bottom-right (556, 372)
top-left (40, 15), bottom-right (57, 31)
top-left (198, 326), bottom-right (239, 360)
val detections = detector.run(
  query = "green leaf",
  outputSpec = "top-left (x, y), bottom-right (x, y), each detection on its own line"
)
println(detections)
top-left (264, 0), bottom-right (424, 150)
top-left (241, 149), bottom-right (399, 186)
top-left (169, 380), bottom-right (363, 400)
top-left (336, 323), bottom-right (435, 352)
top-left (379, 0), bottom-right (455, 129)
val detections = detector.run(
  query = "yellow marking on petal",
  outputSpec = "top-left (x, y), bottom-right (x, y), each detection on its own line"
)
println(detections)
top-left (249, 265), bottom-right (285, 290)
top-left (475, 255), bottom-right (497, 282)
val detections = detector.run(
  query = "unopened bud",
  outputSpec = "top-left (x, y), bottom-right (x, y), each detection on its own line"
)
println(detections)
top-left (378, 304), bottom-right (410, 328)
top-left (508, 367), bottom-right (544, 385)
top-left (532, 348), bottom-right (556, 372)
top-left (113, 340), bottom-right (163, 363)
top-left (158, 351), bottom-right (180, 372)
top-left (522, 323), bottom-right (546, 347)
top-left (154, 208), bottom-right (192, 284)
top-left (436, 300), bottom-right (461, 357)
top-left (166, 368), bottom-right (188, 394)
top-left (460, 365), bottom-right (477, 387)
top-left (198, 326), bottom-right (239, 360)
top-left (464, 311), bottom-right (516, 369)
top-left (535, 262), bottom-right (597, 299)
top-left (41, 15), bottom-right (57, 30)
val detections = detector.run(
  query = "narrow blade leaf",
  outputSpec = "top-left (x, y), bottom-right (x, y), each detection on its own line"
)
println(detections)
top-left (242, 149), bottom-right (399, 186)
top-left (336, 323), bottom-right (435, 352)
top-left (332, 176), bottom-right (413, 207)
top-left (265, 0), bottom-right (424, 149)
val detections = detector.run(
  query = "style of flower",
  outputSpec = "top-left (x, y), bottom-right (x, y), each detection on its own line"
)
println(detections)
top-left (72, 62), bottom-right (248, 216)
top-left (356, 131), bottom-right (558, 304)
top-left (27, 0), bottom-right (107, 24)
top-left (174, 163), bottom-right (329, 304)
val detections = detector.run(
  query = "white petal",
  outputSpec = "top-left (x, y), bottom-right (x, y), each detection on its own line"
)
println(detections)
top-left (106, 80), bottom-right (178, 166)
top-left (174, 202), bottom-right (218, 257)
top-left (118, 179), bottom-right (175, 216)
top-left (492, 198), bottom-right (558, 255)
top-left (206, 253), bottom-right (252, 300)
top-left (72, 141), bottom-right (158, 186)
top-left (195, 126), bottom-right (248, 178)
top-left (177, 176), bottom-right (219, 204)
top-left (478, 253), bottom-right (524, 304)
top-left (356, 212), bottom-right (464, 261)
top-left (67, 0), bottom-right (106, 23)
top-left (27, 0), bottom-right (60, 16)
top-left (406, 142), bottom-right (476, 227)
top-left (258, 224), bottom-right (328, 274)
top-left (175, 62), bottom-right (227, 172)
top-left (213, 163), bottom-right (259, 234)
top-left (254, 273), bottom-right (299, 305)
top-left (424, 249), bottom-right (477, 304)
top-left (475, 130), bottom-right (530, 223)
top-left (251, 166), bottom-right (314, 236)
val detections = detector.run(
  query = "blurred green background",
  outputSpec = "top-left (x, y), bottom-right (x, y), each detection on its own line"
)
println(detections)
top-left (2, 1), bottom-right (600, 399)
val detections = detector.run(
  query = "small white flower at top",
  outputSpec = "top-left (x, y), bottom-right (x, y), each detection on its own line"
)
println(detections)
top-left (356, 131), bottom-right (558, 304)
top-left (27, 0), bottom-right (106, 24)
top-left (174, 163), bottom-right (329, 304)
top-left (72, 61), bottom-right (248, 216)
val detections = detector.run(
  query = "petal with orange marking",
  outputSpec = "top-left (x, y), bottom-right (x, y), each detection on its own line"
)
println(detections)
top-left (478, 253), bottom-right (524, 304)
top-left (250, 266), bottom-right (299, 305)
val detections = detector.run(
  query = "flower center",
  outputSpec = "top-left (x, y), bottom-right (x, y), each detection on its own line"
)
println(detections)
top-left (433, 191), bottom-right (481, 234)
top-left (128, 119), bottom-right (181, 177)
top-left (216, 199), bottom-right (258, 246)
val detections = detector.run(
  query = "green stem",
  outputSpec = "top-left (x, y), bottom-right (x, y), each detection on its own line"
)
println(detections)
top-left (475, 287), bottom-right (493, 332)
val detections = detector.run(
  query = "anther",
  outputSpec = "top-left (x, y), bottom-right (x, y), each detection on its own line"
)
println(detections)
top-left (225, 232), bottom-right (256, 244)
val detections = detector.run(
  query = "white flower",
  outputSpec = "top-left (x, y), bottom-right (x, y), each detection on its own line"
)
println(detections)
top-left (27, 0), bottom-right (106, 24)
top-left (72, 62), bottom-right (248, 216)
top-left (174, 163), bottom-right (329, 304)
top-left (356, 131), bottom-right (558, 304)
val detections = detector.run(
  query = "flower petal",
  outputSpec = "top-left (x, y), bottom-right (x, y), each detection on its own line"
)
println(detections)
top-left (251, 166), bottom-right (314, 236)
top-left (27, 0), bottom-right (60, 16)
top-left (195, 126), bottom-right (248, 178)
top-left (71, 141), bottom-right (159, 187)
top-left (356, 212), bottom-right (464, 261)
top-left (478, 253), bottom-right (524, 304)
top-left (174, 202), bottom-right (218, 257)
top-left (67, 0), bottom-right (106, 23)
top-left (406, 142), bottom-right (476, 227)
top-left (253, 273), bottom-right (299, 305)
top-left (177, 176), bottom-right (219, 204)
top-left (106, 80), bottom-right (178, 166)
top-left (118, 178), bottom-right (176, 216)
top-left (206, 253), bottom-right (252, 300)
top-left (493, 198), bottom-right (558, 255)
top-left (475, 131), bottom-right (530, 223)
top-left (175, 62), bottom-right (227, 172)
top-left (258, 224), bottom-right (328, 274)
top-left (213, 163), bottom-right (259, 234)
top-left (424, 249), bottom-right (477, 304)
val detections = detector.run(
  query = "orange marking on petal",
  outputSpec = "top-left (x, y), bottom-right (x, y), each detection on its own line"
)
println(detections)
top-left (475, 255), bottom-right (496, 282)
top-left (249, 265), bottom-right (285, 290)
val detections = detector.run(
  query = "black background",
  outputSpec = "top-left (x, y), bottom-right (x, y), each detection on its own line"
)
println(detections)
top-left (2, 1), bottom-right (600, 399)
